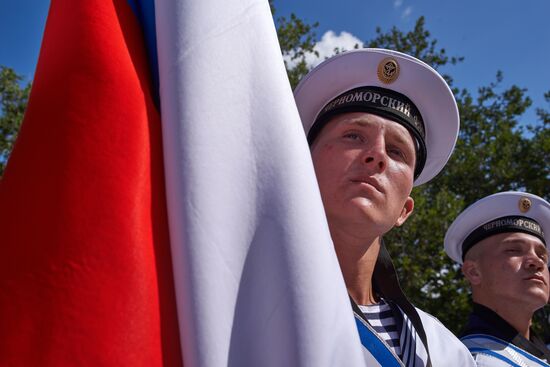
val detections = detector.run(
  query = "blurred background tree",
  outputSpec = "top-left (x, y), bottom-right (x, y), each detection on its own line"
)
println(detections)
top-left (0, 66), bottom-right (30, 176)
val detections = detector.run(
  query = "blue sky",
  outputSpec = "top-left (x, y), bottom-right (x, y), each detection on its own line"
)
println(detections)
top-left (1, 0), bottom-right (549, 125)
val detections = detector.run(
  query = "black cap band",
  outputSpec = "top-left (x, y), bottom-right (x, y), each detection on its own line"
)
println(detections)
top-left (462, 215), bottom-right (546, 260)
top-left (307, 86), bottom-right (426, 180)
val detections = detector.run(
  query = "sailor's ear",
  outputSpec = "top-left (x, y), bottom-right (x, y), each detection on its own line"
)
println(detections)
top-left (462, 260), bottom-right (482, 286)
top-left (395, 196), bottom-right (414, 227)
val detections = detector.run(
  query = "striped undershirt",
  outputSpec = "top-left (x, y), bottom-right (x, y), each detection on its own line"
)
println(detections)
top-left (358, 299), bottom-right (401, 358)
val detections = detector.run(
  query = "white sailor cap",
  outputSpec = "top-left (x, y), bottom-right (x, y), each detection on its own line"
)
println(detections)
top-left (294, 48), bottom-right (459, 186)
top-left (444, 191), bottom-right (550, 264)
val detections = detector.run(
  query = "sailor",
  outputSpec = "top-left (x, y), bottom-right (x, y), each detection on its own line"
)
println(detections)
top-left (294, 48), bottom-right (475, 367)
top-left (445, 191), bottom-right (550, 366)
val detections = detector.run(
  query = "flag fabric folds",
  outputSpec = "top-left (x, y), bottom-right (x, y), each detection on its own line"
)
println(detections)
top-left (0, 1), bottom-right (182, 366)
top-left (155, 0), bottom-right (365, 366)
top-left (0, 0), bottom-right (367, 365)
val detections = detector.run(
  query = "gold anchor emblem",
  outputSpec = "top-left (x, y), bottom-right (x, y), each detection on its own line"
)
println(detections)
top-left (377, 58), bottom-right (400, 84)
top-left (518, 197), bottom-right (532, 213)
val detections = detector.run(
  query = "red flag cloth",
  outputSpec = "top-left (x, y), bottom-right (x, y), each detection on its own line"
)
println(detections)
top-left (0, 1), bottom-right (183, 366)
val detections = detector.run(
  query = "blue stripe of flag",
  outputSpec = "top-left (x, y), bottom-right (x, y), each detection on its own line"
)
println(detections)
top-left (126, 0), bottom-right (160, 105)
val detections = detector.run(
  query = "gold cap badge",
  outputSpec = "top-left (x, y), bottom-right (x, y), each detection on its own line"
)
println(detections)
top-left (519, 197), bottom-right (532, 213)
top-left (377, 58), bottom-right (400, 84)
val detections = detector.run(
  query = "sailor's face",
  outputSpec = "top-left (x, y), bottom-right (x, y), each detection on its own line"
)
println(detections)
top-left (310, 112), bottom-right (416, 237)
top-left (475, 232), bottom-right (549, 309)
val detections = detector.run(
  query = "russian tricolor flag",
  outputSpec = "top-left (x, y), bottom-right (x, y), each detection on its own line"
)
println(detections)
top-left (0, 1), bottom-right (365, 366)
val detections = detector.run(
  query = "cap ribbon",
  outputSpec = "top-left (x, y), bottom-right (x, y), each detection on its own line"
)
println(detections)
top-left (462, 215), bottom-right (546, 260)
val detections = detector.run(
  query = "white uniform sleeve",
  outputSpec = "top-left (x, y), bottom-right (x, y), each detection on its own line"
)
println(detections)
top-left (417, 309), bottom-right (477, 367)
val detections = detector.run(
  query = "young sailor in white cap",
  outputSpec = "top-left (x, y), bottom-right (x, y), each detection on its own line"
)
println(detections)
top-left (294, 48), bottom-right (475, 367)
top-left (445, 191), bottom-right (550, 366)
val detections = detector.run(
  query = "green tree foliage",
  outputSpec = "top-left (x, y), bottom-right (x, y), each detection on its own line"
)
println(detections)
top-left (0, 66), bottom-right (30, 176)
top-left (270, 1), bottom-right (319, 88)
top-left (274, 11), bottom-right (550, 338)
top-left (365, 17), bottom-right (463, 85)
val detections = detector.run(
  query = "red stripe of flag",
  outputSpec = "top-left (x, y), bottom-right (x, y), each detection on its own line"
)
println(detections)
top-left (0, 0), bottom-right (183, 365)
